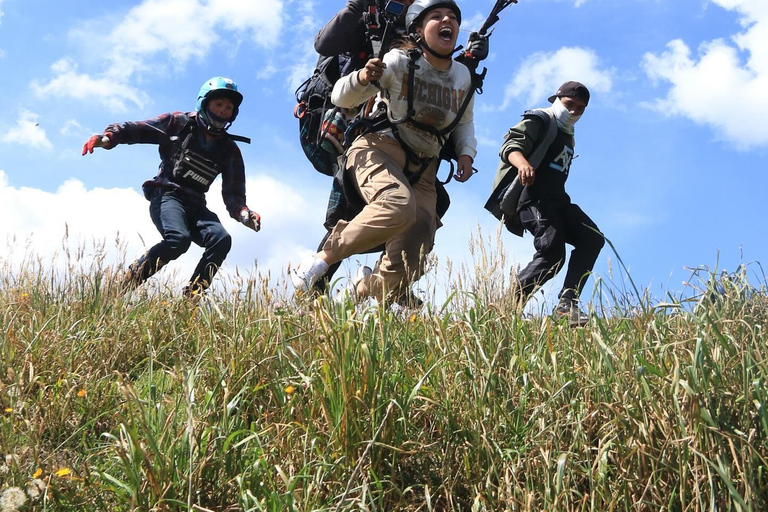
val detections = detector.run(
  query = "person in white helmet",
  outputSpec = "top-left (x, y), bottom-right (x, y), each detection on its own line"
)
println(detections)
top-left (292, 0), bottom-right (477, 307)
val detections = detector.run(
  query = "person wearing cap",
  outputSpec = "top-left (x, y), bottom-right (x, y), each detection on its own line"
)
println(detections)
top-left (486, 81), bottom-right (604, 326)
top-left (81, 77), bottom-right (261, 297)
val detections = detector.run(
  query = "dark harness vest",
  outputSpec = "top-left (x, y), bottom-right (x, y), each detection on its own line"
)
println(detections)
top-left (168, 120), bottom-right (250, 194)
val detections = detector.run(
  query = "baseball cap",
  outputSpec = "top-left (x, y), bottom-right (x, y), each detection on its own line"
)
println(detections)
top-left (547, 81), bottom-right (590, 106)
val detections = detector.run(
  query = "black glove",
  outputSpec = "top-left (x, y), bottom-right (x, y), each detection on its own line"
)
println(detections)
top-left (465, 32), bottom-right (489, 61)
top-left (239, 208), bottom-right (261, 232)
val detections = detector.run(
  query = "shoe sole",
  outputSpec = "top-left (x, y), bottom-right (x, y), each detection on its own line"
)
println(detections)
top-left (553, 312), bottom-right (589, 328)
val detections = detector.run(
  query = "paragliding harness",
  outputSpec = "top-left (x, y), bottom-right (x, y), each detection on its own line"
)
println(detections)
top-left (310, 0), bottom-right (519, 291)
top-left (164, 117), bottom-right (251, 196)
top-left (322, 0), bottom-right (521, 226)
top-left (336, 46), bottom-right (481, 212)
top-left (294, 0), bottom-right (405, 177)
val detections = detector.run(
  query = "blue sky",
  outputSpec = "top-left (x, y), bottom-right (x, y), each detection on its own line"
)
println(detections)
top-left (0, 0), bottom-right (766, 305)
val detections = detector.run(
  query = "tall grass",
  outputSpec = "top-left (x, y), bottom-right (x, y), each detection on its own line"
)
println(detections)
top-left (1, 237), bottom-right (767, 511)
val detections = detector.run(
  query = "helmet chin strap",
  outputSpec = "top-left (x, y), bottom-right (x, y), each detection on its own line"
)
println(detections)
top-left (200, 109), bottom-right (232, 133)
top-left (414, 35), bottom-right (463, 60)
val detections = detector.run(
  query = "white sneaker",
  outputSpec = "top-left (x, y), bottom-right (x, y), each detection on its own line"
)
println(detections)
top-left (291, 255), bottom-right (329, 292)
top-left (334, 265), bottom-right (373, 304)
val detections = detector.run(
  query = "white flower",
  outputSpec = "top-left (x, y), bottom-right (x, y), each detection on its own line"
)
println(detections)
top-left (0, 487), bottom-right (27, 512)
top-left (26, 479), bottom-right (46, 500)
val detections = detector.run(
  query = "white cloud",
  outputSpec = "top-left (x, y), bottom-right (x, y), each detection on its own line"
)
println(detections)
top-left (32, 59), bottom-right (149, 113)
top-left (501, 47), bottom-right (614, 109)
top-left (283, 0), bottom-right (323, 92)
top-left (0, 171), bottom-right (154, 273)
top-left (60, 119), bottom-right (84, 136)
top-left (33, 0), bottom-right (284, 111)
top-left (0, 166), bottom-right (329, 294)
top-left (1, 110), bottom-right (53, 150)
top-left (642, 0), bottom-right (768, 148)
top-left (0, 164), bottom-right (543, 304)
top-left (461, 13), bottom-right (486, 33)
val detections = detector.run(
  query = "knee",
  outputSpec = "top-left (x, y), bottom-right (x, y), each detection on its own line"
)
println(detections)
top-left (549, 245), bottom-right (567, 270)
top-left (539, 241), bottom-right (566, 274)
top-left (164, 233), bottom-right (192, 258)
top-left (534, 229), bottom-right (566, 261)
top-left (582, 229), bottom-right (605, 255)
top-left (385, 193), bottom-right (418, 232)
top-left (210, 230), bottom-right (232, 256)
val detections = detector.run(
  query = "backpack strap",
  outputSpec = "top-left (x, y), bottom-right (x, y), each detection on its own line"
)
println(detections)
top-left (226, 133), bottom-right (251, 144)
top-left (484, 108), bottom-right (557, 237)
top-left (522, 108), bottom-right (557, 169)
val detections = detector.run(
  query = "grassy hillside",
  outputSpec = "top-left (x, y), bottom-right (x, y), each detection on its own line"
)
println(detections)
top-left (1, 249), bottom-right (767, 511)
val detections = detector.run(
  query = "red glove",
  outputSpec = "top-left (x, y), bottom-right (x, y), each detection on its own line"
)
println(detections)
top-left (82, 133), bottom-right (112, 155)
top-left (239, 208), bottom-right (261, 232)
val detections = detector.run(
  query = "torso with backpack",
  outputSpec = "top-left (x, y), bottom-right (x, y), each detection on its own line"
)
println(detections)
top-left (106, 111), bottom-right (250, 217)
top-left (484, 108), bottom-right (576, 236)
top-left (294, 0), bottom-right (399, 177)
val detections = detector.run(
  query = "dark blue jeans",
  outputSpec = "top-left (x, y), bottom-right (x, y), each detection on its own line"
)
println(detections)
top-left (131, 189), bottom-right (232, 290)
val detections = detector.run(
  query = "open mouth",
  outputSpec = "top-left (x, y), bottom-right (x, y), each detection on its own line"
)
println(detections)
top-left (439, 26), bottom-right (454, 41)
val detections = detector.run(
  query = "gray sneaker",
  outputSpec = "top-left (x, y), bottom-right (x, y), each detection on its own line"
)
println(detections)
top-left (554, 299), bottom-right (589, 327)
top-left (291, 256), bottom-right (329, 292)
top-left (334, 265), bottom-right (373, 304)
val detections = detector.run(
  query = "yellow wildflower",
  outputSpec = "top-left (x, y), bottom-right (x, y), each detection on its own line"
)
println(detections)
top-left (32, 468), bottom-right (43, 478)
top-left (77, 389), bottom-right (86, 397)
top-left (54, 468), bottom-right (71, 477)
top-left (284, 385), bottom-right (295, 395)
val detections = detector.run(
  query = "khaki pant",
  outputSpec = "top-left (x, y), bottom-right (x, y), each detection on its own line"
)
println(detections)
top-left (322, 133), bottom-right (439, 301)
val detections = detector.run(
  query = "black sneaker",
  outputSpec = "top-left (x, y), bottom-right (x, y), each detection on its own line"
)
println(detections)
top-left (183, 281), bottom-right (208, 299)
top-left (554, 299), bottom-right (589, 327)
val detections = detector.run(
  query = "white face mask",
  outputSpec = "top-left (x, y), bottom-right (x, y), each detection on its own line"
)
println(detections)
top-left (551, 98), bottom-right (581, 134)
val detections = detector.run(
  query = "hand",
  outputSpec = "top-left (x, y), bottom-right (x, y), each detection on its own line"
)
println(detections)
top-left (239, 208), bottom-right (261, 232)
top-left (465, 32), bottom-right (489, 61)
top-left (82, 133), bottom-right (112, 156)
top-left (518, 164), bottom-right (535, 186)
top-left (357, 58), bottom-right (386, 86)
top-left (454, 155), bottom-right (475, 183)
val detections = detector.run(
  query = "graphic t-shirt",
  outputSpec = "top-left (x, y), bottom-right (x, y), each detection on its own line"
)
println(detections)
top-left (332, 49), bottom-right (477, 159)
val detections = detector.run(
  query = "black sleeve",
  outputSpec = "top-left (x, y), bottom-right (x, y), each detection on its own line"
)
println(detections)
top-left (220, 141), bottom-right (247, 219)
top-left (314, 0), bottom-right (370, 56)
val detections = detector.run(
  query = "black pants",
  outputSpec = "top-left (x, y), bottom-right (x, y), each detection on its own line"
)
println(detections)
top-left (517, 201), bottom-right (604, 303)
top-left (131, 189), bottom-right (232, 290)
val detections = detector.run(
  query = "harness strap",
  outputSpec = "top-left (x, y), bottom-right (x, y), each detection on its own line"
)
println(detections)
top-left (342, 48), bottom-right (479, 185)
top-left (226, 133), bottom-right (251, 144)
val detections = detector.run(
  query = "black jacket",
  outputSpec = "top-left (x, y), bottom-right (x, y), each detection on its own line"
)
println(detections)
top-left (315, 0), bottom-right (371, 57)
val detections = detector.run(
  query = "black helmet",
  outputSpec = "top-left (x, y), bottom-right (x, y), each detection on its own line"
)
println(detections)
top-left (405, 0), bottom-right (462, 34)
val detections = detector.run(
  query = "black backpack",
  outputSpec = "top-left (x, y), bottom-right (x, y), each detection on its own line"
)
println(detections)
top-left (294, 48), bottom-right (367, 177)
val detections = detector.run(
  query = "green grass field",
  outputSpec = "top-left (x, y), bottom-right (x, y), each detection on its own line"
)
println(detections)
top-left (1, 242), bottom-right (767, 511)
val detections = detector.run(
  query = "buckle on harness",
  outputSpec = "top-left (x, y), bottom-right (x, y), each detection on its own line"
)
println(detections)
top-left (294, 101), bottom-right (307, 119)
